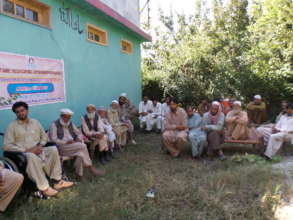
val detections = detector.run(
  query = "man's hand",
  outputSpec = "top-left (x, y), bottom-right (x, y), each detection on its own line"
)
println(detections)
top-left (142, 112), bottom-right (148, 116)
top-left (94, 133), bottom-right (104, 139)
top-left (272, 127), bottom-right (279, 134)
top-left (75, 138), bottom-right (83, 143)
top-left (26, 145), bottom-right (43, 155)
top-left (176, 125), bottom-right (187, 131)
top-left (66, 140), bottom-right (75, 145)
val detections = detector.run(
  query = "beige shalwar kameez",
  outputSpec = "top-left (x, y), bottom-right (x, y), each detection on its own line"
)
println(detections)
top-left (49, 120), bottom-right (93, 177)
top-left (225, 110), bottom-right (249, 140)
top-left (3, 119), bottom-right (62, 191)
top-left (162, 107), bottom-right (188, 157)
top-left (81, 115), bottom-right (108, 157)
top-left (107, 109), bottom-right (128, 146)
top-left (0, 168), bottom-right (23, 212)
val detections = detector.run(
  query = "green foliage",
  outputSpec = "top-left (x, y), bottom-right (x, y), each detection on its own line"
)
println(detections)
top-left (142, 0), bottom-right (293, 109)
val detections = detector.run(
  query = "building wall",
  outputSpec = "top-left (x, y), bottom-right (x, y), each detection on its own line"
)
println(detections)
top-left (0, 0), bottom-right (143, 152)
top-left (99, 0), bottom-right (140, 26)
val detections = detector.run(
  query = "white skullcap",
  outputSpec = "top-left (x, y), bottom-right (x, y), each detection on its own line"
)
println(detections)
top-left (224, 98), bottom-right (229, 101)
top-left (120, 93), bottom-right (127, 98)
top-left (112, 100), bottom-right (119, 104)
top-left (254, 95), bottom-right (261, 99)
top-left (212, 101), bottom-right (220, 106)
top-left (87, 104), bottom-right (96, 108)
top-left (97, 106), bottom-right (106, 111)
top-left (233, 101), bottom-right (242, 106)
top-left (60, 108), bottom-right (74, 115)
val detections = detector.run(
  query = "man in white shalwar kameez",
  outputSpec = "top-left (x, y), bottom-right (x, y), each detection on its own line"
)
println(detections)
top-left (138, 95), bottom-right (153, 131)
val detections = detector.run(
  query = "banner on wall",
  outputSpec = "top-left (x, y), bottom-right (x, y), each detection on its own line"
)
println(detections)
top-left (0, 52), bottom-right (66, 110)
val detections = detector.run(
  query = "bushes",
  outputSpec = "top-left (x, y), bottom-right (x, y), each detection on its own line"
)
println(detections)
top-left (141, 0), bottom-right (293, 110)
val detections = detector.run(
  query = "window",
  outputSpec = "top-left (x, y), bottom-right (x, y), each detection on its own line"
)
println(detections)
top-left (0, 0), bottom-right (50, 27)
top-left (121, 40), bottom-right (133, 54)
top-left (87, 24), bottom-right (108, 46)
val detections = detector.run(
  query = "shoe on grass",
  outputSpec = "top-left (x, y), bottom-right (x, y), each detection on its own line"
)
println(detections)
top-left (54, 180), bottom-right (74, 190)
top-left (43, 187), bottom-right (58, 197)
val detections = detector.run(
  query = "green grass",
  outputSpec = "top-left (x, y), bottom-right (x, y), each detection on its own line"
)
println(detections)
top-left (1, 133), bottom-right (290, 220)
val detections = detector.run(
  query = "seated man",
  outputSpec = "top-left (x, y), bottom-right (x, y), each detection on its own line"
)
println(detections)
top-left (162, 98), bottom-right (188, 158)
top-left (247, 95), bottom-right (267, 125)
top-left (108, 101), bottom-right (129, 150)
top-left (161, 96), bottom-right (171, 131)
top-left (138, 95), bottom-right (153, 132)
top-left (225, 101), bottom-right (249, 140)
top-left (97, 106), bottom-right (116, 157)
top-left (150, 98), bottom-right (163, 133)
top-left (186, 106), bottom-right (206, 159)
top-left (4, 102), bottom-right (73, 197)
top-left (202, 101), bottom-right (225, 160)
top-left (118, 93), bottom-right (137, 144)
top-left (81, 104), bottom-right (109, 164)
top-left (263, 102), bottom-right (293, 160)
top-left (0, 163), bottom-right (23, 212)
top-left (49, 109), bottom-right (104, 181)
top-left (197, 99), bottom-right (210, 117)
top-left (257, 101), bottom-right (288, 145)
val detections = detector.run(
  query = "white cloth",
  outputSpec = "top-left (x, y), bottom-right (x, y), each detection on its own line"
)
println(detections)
top-left (139, 101), bottom-right (153, 130)
top-left (264, 115), bottom-right (293, 158)
top-left (149, 102), bottom-right (163, 130)
top-left (161, 103), bottom-right (170, 131)
top-left (275, 115), bottom-right (293, 133)
top-left (60, 108), bottom-right (74, 115)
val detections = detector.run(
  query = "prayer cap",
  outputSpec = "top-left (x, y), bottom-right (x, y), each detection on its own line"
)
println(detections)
top-left (112, 100), bottom-right (119, 104)
top-left (120, 93), bottom-right (127, 98)
top-left (60, 108), bottom-right (74, 115)
top-left (254, 95), bottom-right (261, 99)
top-left (212, 101), bottom-right (220, 106)
top-left (233, 101), bottom-right (242, 106)
top-left (87, 104), bottom-right (96, 108)
top-left (98, 106), bottom-right (106, 111)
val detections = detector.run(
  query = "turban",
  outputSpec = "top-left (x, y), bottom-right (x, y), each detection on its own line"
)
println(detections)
top-left (112, 100), bottom-right (119, 104)
top-left (233, 101), bottom-right (242, 107)
top-left (254, 95), bottom-right (261, 100)
top-left (212, 101), bottom-right (220, 106)
top-left (60, 108), bottom-right (74, 116)
top-left (120, 93), bottom-right (127, 98)
top-left (87, 104), bottom-right (96, 109)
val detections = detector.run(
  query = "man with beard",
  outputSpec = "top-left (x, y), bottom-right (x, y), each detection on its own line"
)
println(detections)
top-left (202, 101), bottom-right (226, 160)
top-left (4, 102), bottom-right (73, 197)
top-left (97, 106), bottom-right (116, 156)
top-left (162, 98), bottom-right (188, 158)
top-left (108, 100), bottom-right (129, 150)
top-left (263, 102), bottom-right (293, 160)
top-left (49, 109), bottom-right (104, 181)
top-left (81, 104), bottom-right (109, 164)
top-left (257, 101), bottom-right (289, 146)
top-left (118, 93), bottom-right (137, 144)
top-left (225, 101), bottom-right (249, 140)
top-left (247, 95), bottom-right (267, 125)
top-left (138, 95), bottom-right (153, 132)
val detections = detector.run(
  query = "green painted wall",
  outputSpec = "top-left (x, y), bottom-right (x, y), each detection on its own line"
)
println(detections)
top-left (0, 0), bottom-right (143, 153)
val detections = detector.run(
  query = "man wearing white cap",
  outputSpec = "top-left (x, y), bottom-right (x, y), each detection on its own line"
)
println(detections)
top-left (97, 106), bottom-right (116, 155)
top-left (49, 108), bottom-right (104, 180)
top-left (202, 101), bottom-right (226, 160)
top-left (247, 95), bottom-right (267, 125)
top-left (4, 102), bottom-right (74, 197)
top-left (108, 101), bottom-right (128, 150)
top-left (81, 104), bottom-right (109, 164)
top-left (118, 93), bottom-right (137, 144)
top-left (225, 101), bottom-right (249, 140)
top-left (138, 95), bottom-right (154, 132)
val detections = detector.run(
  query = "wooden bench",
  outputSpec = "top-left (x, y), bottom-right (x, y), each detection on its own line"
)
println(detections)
top-left (222, 139), bottom-right (260, 152)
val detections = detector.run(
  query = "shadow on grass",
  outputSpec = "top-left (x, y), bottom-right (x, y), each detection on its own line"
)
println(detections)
top-left (1, 133), bottom-right (290, 220)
